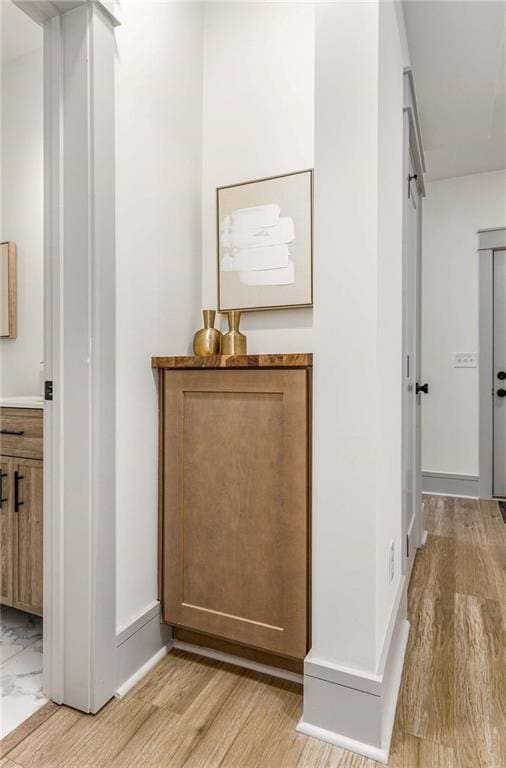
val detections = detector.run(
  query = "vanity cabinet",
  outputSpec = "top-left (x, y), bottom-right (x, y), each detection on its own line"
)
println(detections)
top-left (0, 408), bottom-right (43, 617)
top-left (153, 354), bottom-right (312, 666)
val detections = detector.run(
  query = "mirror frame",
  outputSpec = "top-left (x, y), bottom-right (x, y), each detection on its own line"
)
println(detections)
top-left (1, 241), bottom-right (17, 338)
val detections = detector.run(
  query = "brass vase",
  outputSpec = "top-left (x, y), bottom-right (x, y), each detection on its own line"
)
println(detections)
top-left (193, 310), bottom-right (222, 356)
top-left (221, 311), bottom-right (247, 355)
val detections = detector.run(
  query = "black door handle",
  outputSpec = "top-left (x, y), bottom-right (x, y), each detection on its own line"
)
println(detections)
top-left (14, 471), bottom-right (24, 512)
top-left (498, 371), bottom-right (506, 380)
top-left (0, 471), bottom-right (7, 509)
top-left (416, 382), bottom-right (429, 395)
top-left (497, 389), bottom-right (506, 398)
top-left (0, 429), bottom-right (24, 436)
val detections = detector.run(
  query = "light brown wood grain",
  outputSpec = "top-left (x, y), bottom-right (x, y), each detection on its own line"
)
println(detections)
top-left (0, 703), bottom-right (58, 758)
top-left (0, 409), bottom-right (43, 461)
top-left (455, 541), bottom-right (499, 600)
top-left (454, 594), bottom-right (506, 768)
top-left (399, 594), bottom-right (454, 746)
top-left (0, 758), bottom-right (23, 768)
top-left (5, 495), bottom-right (506, 768)
top-left (152, 353), bottom-right (313, 369)
top-left (162, 368), bottom-right (309, 660)
top-left (0, 241), bottom-right (17, 338)
top-left (0, 457), bottom-right (14, 605)
top-left (13, 459), bottom-right (43, 616)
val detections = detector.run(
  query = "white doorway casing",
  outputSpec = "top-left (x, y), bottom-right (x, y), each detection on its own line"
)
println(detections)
top-left (479, 227), bottom-right (506, 499)
top-left (11, 0), bottom-right (120, 713)
top-left (401, 68), bottom-right (426, 578)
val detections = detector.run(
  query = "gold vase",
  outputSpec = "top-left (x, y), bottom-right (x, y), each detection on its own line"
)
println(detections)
top-left (221, 311), bottom-right (247, 355)
top-left (193, 310), bottom-right (222, 356)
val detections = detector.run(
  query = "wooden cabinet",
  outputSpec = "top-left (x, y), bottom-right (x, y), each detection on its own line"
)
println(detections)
top-left (0, 457), bottom-right (14, 605)
top-left (0, 409), bottom-right (43, 616)
top-left (154, 354), bottom-right (311, 664)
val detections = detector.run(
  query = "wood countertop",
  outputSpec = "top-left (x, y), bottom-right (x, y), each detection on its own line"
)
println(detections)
top-left (151, 353), bottom-right (312, 369)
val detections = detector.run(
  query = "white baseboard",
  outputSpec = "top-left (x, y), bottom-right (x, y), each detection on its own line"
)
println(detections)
top-left (298, 581), bottom-right (410, 764)
top-left (296, 721), bottom-right (389, 764)
top-left (115, 645), bottom-right (171, 698)
top-left (422, 471), bottom-right (479, 498)
top-left (172, 639), bottom-right (303, 685)
top-left (115, 601), bottom-right (172, 694)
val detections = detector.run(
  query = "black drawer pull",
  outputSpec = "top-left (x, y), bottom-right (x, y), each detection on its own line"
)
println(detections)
top-left (0, 471), bottom-right (7, 509)
top-left (14, 471), bottom-right (24, 512)
top-left (1, 429), bottom-right (25, 436)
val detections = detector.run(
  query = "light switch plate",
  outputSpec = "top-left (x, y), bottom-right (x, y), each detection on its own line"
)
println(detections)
top-left (454, 353), bottom-right (478, 368)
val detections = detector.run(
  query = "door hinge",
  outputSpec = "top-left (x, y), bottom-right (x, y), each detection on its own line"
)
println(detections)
top-left (44, 381), bottom-right (54, 401)
top-left (408, 173), bottom-right (418, 198)
top-left (406, 534), bottom-right (410, 559)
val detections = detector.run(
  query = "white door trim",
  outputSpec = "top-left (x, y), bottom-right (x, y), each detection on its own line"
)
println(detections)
top-left (478, 228), bottom-right (506, 499)
top-left (13, 0), bottom-right (120, 712)
top-left (401, 69), bottom-right (425, 577)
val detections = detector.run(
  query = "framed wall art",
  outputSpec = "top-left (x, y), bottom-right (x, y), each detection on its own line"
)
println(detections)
top-left (217, 169), bottom-right (313, 311)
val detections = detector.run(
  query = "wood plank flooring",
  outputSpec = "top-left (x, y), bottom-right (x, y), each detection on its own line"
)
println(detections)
top-left (1, 495), bottom-right (504, 767)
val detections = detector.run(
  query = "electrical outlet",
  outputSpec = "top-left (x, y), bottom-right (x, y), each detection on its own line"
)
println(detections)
top-left (454, 353), bottom-right (478, 368)
top-left (389, 541), bottom-right (395, 583)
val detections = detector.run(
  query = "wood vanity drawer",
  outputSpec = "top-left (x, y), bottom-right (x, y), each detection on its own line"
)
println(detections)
top-left (0, 408), bottom-right (43, 460)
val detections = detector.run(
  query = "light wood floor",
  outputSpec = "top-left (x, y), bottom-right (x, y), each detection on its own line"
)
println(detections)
top-left (1, 495), bottom-right (504, 768)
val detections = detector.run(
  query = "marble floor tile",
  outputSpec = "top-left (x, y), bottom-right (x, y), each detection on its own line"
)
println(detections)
top-left (0, 607), bottom-right (47, 739)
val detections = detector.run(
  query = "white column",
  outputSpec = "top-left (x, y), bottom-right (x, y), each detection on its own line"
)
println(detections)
top-left (298, 3), bottom-right (409, 762)
top-left (44, 1), bottom-right (117, 713)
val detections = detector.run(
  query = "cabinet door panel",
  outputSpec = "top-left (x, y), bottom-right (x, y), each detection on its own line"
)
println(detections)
top-left (163, 369), bottom-right (308, 659)
top-left (14, 459), bottom-right (43, 616)
top-left (0, 457), bottom-right (14, 606)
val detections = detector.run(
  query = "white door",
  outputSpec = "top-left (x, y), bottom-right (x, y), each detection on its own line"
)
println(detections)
top-left (493, 249), bottom-right (506, 497)
top-left (402, 115), bottom-right (424, 576)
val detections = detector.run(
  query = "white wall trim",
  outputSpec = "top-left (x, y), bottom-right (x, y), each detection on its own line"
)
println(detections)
top-left (40, 0), bottom-right (119, 713)
top-left (115, 645), bottom-right (171, 699)
top-left (422, 471), bottom-right (480, 498)
top-left (116, 600), bottom-right (161, 646)
top-left (172, 640), bottom-right (303, 685)
top-left (479, 228), bottom-right (506, 500)
top-left (295, 721), bottom-right (389, 765)
top-left (298, 582), bottom-right (409, 763)
top-left (116, 602), bottom-right (171, 693)
top-left (477, 227), bottom-right (506, 251)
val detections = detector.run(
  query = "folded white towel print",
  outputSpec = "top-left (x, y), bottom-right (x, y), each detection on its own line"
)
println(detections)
top-left (229, 204), bottom-right (280, 230)
top-left (221, 217), bottom-right (294, 250)
top-left (233, 245), bottom-right (289, 272)
top-left (239, 259), bottom-right (295, 287)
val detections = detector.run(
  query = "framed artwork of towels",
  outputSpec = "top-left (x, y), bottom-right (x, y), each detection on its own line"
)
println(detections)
top-left (217, 169), bottom-right (313, 311)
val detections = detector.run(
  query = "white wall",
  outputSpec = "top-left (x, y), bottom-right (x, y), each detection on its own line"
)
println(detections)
top-left (375, 0), bottom-right (404, 660)
top-left (115, 1), bottom-right (203, 631)
top-left (202, 2), bottom-right (315, 352)
top-left (313, 0), bottom-right (405, 673)
top-left (0, 35), bottom-right (44, 396)
top-left (422, 169), bottom-right (506, 476)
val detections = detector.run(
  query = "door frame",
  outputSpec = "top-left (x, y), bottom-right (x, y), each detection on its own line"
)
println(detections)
top-left (402, 69), bottom-right (426, 577)
top-left (478, 227), bottom-right (506, 499)
top-left (12, 0), bottom-right (119, 713)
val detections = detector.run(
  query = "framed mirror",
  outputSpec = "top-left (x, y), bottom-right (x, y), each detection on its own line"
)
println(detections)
top-left (1, 241), bottom-right (17, 338)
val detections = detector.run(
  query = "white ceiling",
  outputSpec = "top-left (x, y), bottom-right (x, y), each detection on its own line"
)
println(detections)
top-left (1, 0), bottom-right (42, 64)
top-left (403, 1), bottom-right (506, 181)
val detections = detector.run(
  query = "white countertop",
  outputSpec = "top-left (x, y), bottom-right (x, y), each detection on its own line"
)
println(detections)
top-left (0, 396), bottom-right (44, 410)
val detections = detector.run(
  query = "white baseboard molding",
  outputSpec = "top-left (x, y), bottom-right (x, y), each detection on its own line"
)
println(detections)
top-left (172, 639), bottom-right (303, 685)
top-left (115, 645), bottom-right (171, 698)
top-left (422, 471), bottom-right (479, 498)
top-left (298, 581), bottom-right (410, 764)
top-left (115, 600), bottom-right (172, 695)
top-left (296, 721), bottom-right (389, 764)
